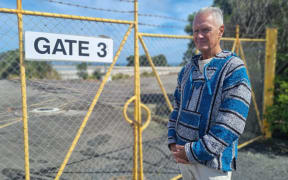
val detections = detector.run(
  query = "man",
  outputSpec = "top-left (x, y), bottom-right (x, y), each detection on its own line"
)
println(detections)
top-left (168, 7), bottom-right (251, 180)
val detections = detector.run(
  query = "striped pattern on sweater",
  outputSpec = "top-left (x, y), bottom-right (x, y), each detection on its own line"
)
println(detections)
top-left (167, 51), bottom-right (251, 172)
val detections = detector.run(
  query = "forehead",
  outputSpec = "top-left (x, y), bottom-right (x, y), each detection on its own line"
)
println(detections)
top-left (193, 12), bottom-right (217, 28)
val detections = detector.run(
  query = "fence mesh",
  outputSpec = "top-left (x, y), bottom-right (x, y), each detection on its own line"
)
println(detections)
top-left (238, 41), bottom-right (265, 142)
top-left (0, 13), bottom-right (26, 180)
top-left (138, 35), bottom-right (265, 179)
top-left (0, 12), bottom-right (139, 179)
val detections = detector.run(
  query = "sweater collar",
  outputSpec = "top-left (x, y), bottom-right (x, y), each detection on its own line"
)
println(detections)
top-left (191, 50), bottom-right (234, 66)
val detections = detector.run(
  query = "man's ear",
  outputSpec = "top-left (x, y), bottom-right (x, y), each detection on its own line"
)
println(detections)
top-left (219, 24), bottom-right (224, 37)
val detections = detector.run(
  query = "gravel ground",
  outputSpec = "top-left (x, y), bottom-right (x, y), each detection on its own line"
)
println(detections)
top-left (232, 138), bottom-right (288, 180)
top-left (1, 78), bottom-right (288, 180)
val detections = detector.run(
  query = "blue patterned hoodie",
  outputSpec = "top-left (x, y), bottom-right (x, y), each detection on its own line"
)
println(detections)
top-left (168, 50), bottom-right (251, 172)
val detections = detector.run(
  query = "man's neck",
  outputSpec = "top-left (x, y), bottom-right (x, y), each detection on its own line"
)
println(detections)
top-left (201, 48), bottom-right (222, 60)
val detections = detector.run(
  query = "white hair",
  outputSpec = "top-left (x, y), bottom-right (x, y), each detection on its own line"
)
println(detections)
top-left (194, 7), bottom-right (224, 26)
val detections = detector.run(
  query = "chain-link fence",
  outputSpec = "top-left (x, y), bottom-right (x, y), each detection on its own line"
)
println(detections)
top-left (0, 1), bottom-right (277, 180)
top-left (137, 30), bottom-right (273, 179)
top-left (138, 36), bottom-right (190, 179)
top-left (0, 10), bottom-right (138, 179)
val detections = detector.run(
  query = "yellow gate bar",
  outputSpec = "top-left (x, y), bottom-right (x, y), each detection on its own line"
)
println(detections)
top-left (133, 1), bottom-right (144, 179)
top-left (0, 8), bottom-right (134, 24)
top-left (239, 38), bottom-right (266, 42)
top-left (138, 35), bottom-right (173, 111)
top-left (235, 25), bottom-right (240, 55)
top-left (139, 33), bottom-right (193, 39)
top-left (231, 39), bottom-right (237, 52)
top-left (239, 42), bottom-right (263, 132)
top-left (54, 24), bottom-right (134, 180)
top-left (16, 0), bottom-right (31, 180)
top-left (263, 28), bottom-right (278, 138)
top-left (139, 33), bottom-right (265, 42)
top-left (238, 135), bottom-right (263, 149)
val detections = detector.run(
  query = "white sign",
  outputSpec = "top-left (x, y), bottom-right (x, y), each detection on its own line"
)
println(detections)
top-left (25, 31), bottom-right (113, 63)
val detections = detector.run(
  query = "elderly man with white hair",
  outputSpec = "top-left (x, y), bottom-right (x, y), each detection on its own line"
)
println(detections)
top-left (168, 7), bottom-right (251, 180)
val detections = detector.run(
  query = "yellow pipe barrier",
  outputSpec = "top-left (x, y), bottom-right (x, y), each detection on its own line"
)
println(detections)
top-left (139, 33), bottom-right (193, 39)
top-left (123, 96), bottom-right (136, 124)
top-left (139, 33), bottom-right (265, 42)
top-left (54, 24), bottom-right (133, 180)
top-left (221, 37), bottom-right (265, 42)
top-left (239, 38), bottom-right (266, 42)
top-left (0, 8), bottom-right (133, 25)
top-left (0, 118), bottom-right (22, 122)
top-left (29, 98), bottom-right (59, 108)
top-left (239, 42), bottom-right (263, 131)
top-left (0, 119), bottom-right (22, 129)
top-left (133, 1), bottom-right (144, 179)
top-left (231, 39), bottom-right (237, 52)
top-left (16, 0), bottom-right (31, 179)
top-left (263, 28), bottom-right (278, 138)
top-left (123, 96), bottom-right (151, 130)
top-left (238, 135), bottom-right (263, 149)
top-left (140, 103), bottom-right (151, 131)
top-left (138, 35), bottom-right (173, 111)
top-left (235, 25), bottom-right (240, 55)
top-left (171, 175), bottom-right (182, 180)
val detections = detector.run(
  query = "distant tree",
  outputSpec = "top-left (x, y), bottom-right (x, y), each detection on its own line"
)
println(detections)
top-left (91, 69), bottom-right (103, 80)
top-left (0, 49), bottom-right (59, 79)
top-left (181, 13), bottom-right (197, 66)
top-left (126, 55), bottom-right (134, 66)
top-left (126, 55), bottom-right (149, 66)
top-left (126, 54), bottom-right (168, 66)
top-left (0, 50), bottom-right (20, 79)
top-left (152, 54), bottom-right (168, 66)
top-left (213, 0), bottom-right (288, 76)
top-left (183, 0), bottom-right (288, 68)
top-left (76, 62), bottom-right (88, 80)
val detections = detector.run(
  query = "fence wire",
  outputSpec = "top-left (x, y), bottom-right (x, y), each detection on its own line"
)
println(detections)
top-left (138, 35), bottom-right (265, 179)
top-left (0, 13), bottom-right (27, 180)
top-left (137, 37), bottom-right (190, 179)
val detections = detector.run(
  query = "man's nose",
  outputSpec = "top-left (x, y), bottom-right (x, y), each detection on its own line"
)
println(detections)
top-left (196, 32), bottom-right (205, 39)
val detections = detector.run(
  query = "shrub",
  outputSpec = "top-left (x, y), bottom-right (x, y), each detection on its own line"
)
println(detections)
top-left (141, 71), bottom-right (154, 77)
top-left (90, 69), bottom-right (103, 80)
top-left (266, 80), bottom-right (288, 135)
top-left (111, 73), bottom-right (130, 80)
top-left (76, 62), bottom-right (88, 80)
top-left (0, 49), bottom-right (60, 79)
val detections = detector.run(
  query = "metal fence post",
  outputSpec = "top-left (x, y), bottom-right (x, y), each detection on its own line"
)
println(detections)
top-left (133, 0), bottom-right (143, 179)
top-left (235, 25), bottom-right (240, 55)
top-left (16, 0), bottom-right (31, 179)
top-left (263, 28), bottom-right (278, 138)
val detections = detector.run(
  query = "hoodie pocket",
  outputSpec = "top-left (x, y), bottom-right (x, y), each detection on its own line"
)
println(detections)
top-left (177, 109), bottom-right (201, 142)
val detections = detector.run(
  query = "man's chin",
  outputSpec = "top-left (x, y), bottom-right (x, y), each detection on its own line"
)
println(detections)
top-left (197, 47), bottom-right (209, 53)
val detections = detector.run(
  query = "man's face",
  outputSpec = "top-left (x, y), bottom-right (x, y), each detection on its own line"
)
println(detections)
top-left (193, 12), bottom-right (223, 55)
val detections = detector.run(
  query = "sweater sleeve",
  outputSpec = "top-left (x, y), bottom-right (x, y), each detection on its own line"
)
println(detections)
top-left (184, 58), bottom-right (251, 163)
top-left (167, 67), bottom-right (185, 147)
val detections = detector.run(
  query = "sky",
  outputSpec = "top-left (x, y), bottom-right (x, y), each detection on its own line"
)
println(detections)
top-left (0, 0), bottom-right (214, 65)
top-left (0, 0), bottom-right (213, 34)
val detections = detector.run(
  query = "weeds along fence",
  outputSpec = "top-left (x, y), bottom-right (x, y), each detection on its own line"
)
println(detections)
top-left (0, 1), bottom-right (277, 180)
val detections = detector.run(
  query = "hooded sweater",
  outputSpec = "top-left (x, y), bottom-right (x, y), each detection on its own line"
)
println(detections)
top-left (168, 50), bottom-right (251, 172)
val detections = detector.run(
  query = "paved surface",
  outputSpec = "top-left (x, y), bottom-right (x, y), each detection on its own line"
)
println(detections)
top-left (0, 77), bottom-right (287, 180)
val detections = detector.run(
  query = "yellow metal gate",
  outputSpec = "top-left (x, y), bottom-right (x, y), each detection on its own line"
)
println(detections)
top-left (0, 1), bottom-right (277, 180)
